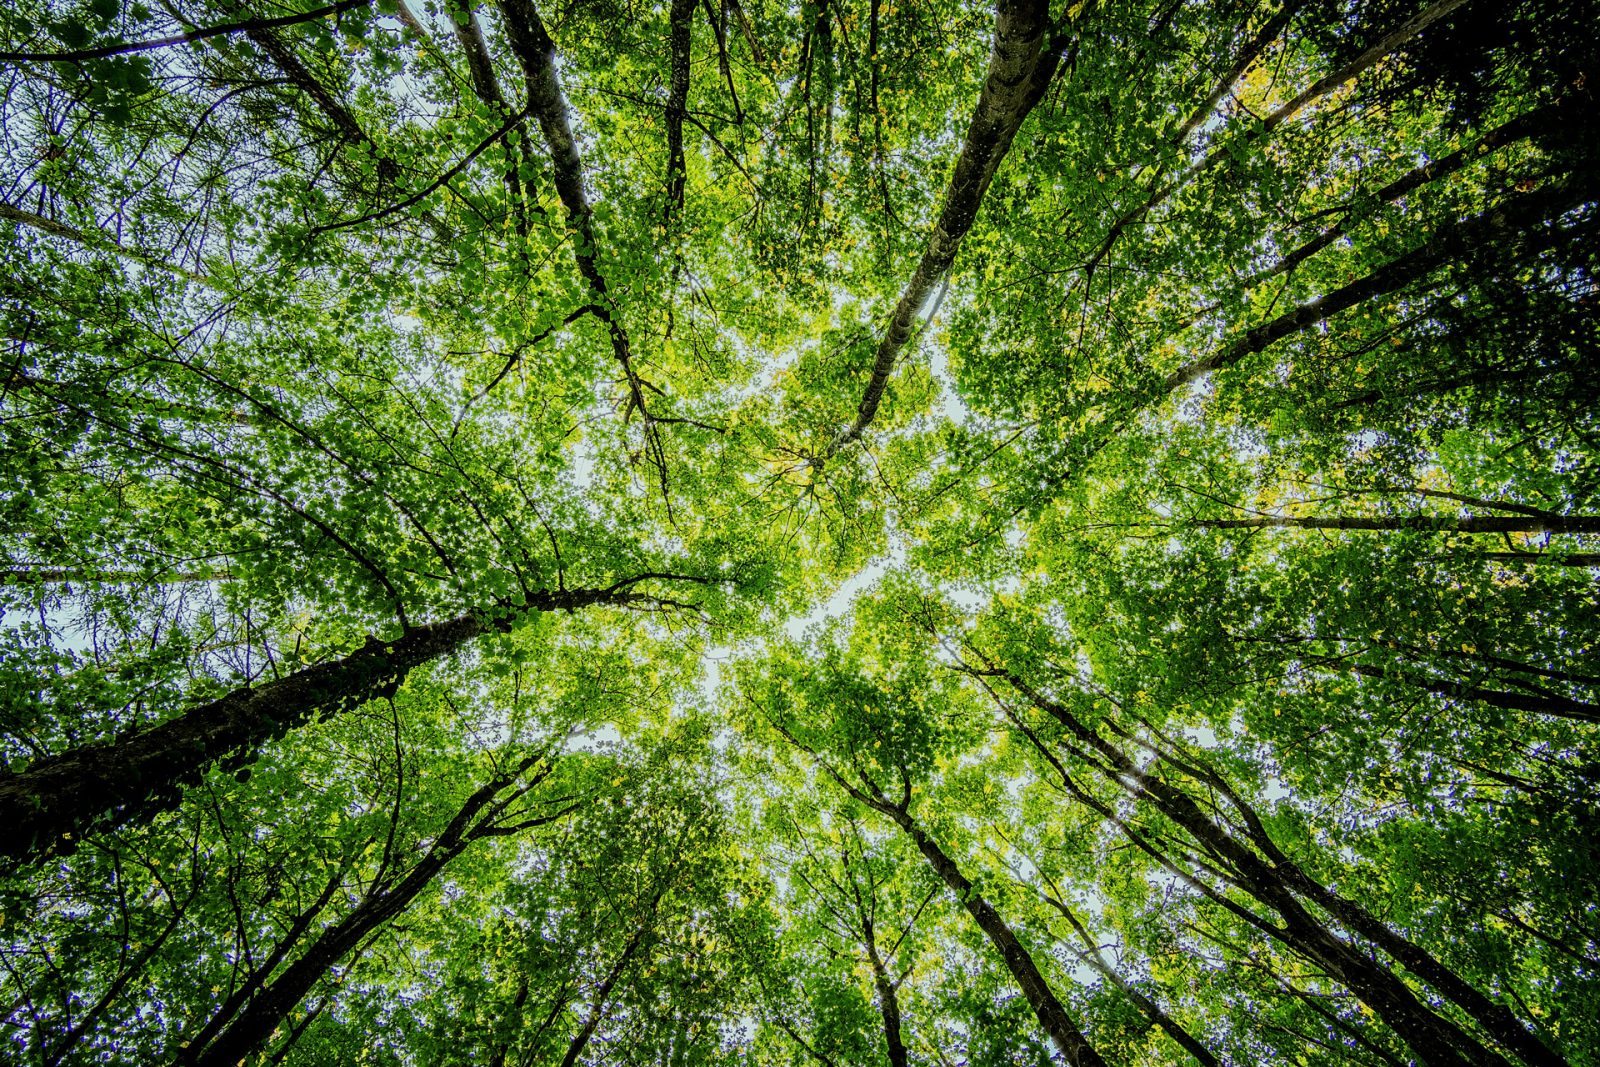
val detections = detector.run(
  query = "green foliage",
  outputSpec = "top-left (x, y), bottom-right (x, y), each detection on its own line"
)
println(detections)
top-left (2, 0), bottom-right (1597, 1063)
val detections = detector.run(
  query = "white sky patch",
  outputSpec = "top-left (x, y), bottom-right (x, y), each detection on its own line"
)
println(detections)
top-left (0, 602), bottom-right (93, 654)
top-left (1261, 773), bottom-right (1292, 803)
top-left (928, 336), bottom-right (970, 427)
top-left (699, 644), bottom-right (728, 707)
top-left (568, 424), bottom-right (600, 493)
top-left (781, 523), bottom-right (910, 642)
top-left (387, 310), bottom-right (424, 334)
top-left (940, 572), bottom-right (1019, 616)
top-left (563, 722), bottom-right (621, 753)
top-left (783, 558), bottom-right (888, 640)
top-left (942, 585), bottom-right (989, 614)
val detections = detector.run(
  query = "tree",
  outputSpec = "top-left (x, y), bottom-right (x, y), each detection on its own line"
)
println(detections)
top-left (2, 0), bottom-right (1596, 1062)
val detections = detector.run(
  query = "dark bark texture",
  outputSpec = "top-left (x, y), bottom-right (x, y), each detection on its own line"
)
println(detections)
top-left (1002, 672), bottom-right (1566, 1067)
top-left (1165, 173), bottom-right (1600, 392)
top-left (829, 0), bottom-right (1066, 454)
top-left (891, 809), bottom-right (1106, 1067)
top-left (0, 614), bottom-right (481, 862)
top-left (1197, 514), bottom-right (1600, 534)
top-left (0, 585), bottom-right (647, 862)
top-left (182, 760), bottom-right (561, 1066)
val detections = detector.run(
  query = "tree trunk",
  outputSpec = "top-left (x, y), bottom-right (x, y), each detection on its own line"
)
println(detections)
top-left (781, 725), bottom-right (1109, 1066)
top-left (1259, 100), bottom-right (1566, 285)
top-left (557, 891), bottom-right (663, 1067)
top-left (1345, 663), bottom-right (1600, 724)
top-left (1042, 892), bottom-right (1219, 1067)
top-left (0, 613), bottom-right (481, 863)
top-left (1195, 514), bottom-right (1600, 535)
top-left (663, 0), bottom-right (695, 221)
top-left (179, 867), bottom-right (349, 1059)
top-left (245, 20), bottom-right (455, 243)
top-left (828, 0), bottom-right (1066, 454)
top-left (876, 801), bottom-right (1106, 1067)
top-left (442, 1), bottom-right (535, 234)
top-left (1000, 672), bottom-right (1563, 1067)
top-left (1164, 172), bottom-right (1600, 392)
top-left (497, 0), bottom-right (665, 474)
top-left (1082, 0), bottom-right (1464, 284)
top-left (862, 918), bottom-right (909, 1067)
top-left (0, 584), bottom-right (654, 862)
top-left (183, 760), bottom-right (563, 1066)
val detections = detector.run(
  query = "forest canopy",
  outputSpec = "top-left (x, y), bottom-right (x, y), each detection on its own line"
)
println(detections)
top-left (1, 0), bottom-right (1597, 1063)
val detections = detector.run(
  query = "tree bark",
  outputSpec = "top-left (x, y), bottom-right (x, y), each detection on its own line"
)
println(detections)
top-left (822, 763), bottom-right (1105, 1066)
top-left (557, 891), bottom-right (663, 1067)
top-left (0, 583), bottom-right (677, 863)
top-left (496, 0), bottom-right (630, 359)
top-left (861, 916), bottom-right (909, 1067)
top-left (0, 613), bottom-right (478, 863)
top-left (1164, 173), bottom-right (1600, 392)
top-left (179, 866), bottom-right (349, 1059)
top-left (1345, 663), bottom-right (1600, 725)
top-left (182, 760), bottom-right (564, 1067)
top-left (246, 21), bottom-right (454, 243)
top-left (885, 806), bottom-right (1106, 1067)
top-left (999, 672), bottom-right (1566, 1067)
top-left (778, 718), bottom-right (1108, 1066)
top-left (1, 199), bottom-right (217, 285)
top-left (1258, 101), bottom-right (1567, 285)
top-left (828, 0), bottom-right (1066, 455)
top-left (1194, 514), bottom-right (1600, 535)
top-left (443, 2), bottom-right (536, 234)
top-left (663, 0), bottom-right (696, 222)
top-left (497, 0), bottom-right (669, 485)
top-left (1082, 0), bottom-right (1463, 283)
top-left (1041, 892), bottom-right (1219, 1067)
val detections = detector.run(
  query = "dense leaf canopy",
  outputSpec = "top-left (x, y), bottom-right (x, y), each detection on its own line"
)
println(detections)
top-left (1, 0), bottom-right (1597, 1063)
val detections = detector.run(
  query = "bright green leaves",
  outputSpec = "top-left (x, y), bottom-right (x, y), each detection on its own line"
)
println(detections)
top-left (2, 0), bottom-right (1597, 1063)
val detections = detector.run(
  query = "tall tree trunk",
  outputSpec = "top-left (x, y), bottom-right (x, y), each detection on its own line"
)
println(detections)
top-left (1343, 663), bottom-right (1600, 724)
top-left (862, 917), bottom-right (909, 1067)
top-left (827, 0), bottom-right (1067, 455)
top-left (1081, 0), bottom-right (1463, 283)
top-left (182, 759), bottom-right (566, 1067)
top-left (1194, 514), bottom-right (1600, 535)
top-left (997, 671), bottom-right (1567, 1067)
top-left (244, 21), bottom-right (454, 243)
top-left (1164, 172), bottom-right (1599, 393)
top-left (1257, 100), bottom-right (1568, 285)
top-left (0, 583), bottom-right (670, 862)
top-left (882, 803), bottom-right (1107, 1067)
top-left (557, 890), bottom-right (664, 1067)
top-left (812, 758), bottom-right (1108, 1067)
top-left (179, 866), bottom-right (350, 1059)
top-left (497, 0), bottom-right (647, 409)
top-left (439, 1), bottom-right (536, 234)
top-left (486, 978), bottom-right (531, 1067)
top-left (0, 613), bottom-right (478, 863)
top-left (1040, 892), bottom-right (1219, 1067)
top-left (1004, 700), bottom-right (1499, 1067)
top-left (663, 0), bottom-right (695, 222)
top-left (496, 0), bottom-right (673, 499)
